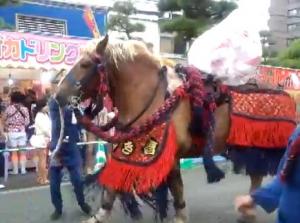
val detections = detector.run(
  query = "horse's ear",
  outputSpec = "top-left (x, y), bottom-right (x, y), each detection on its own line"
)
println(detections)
top-left (96, 35), bottom-right (109, 55)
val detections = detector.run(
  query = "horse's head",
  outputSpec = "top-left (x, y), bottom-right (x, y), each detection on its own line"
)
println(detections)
top-left (55, 35), bottom-right (109, 108)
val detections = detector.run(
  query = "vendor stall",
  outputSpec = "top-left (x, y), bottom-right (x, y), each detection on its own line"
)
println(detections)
top-left (0, 30), bottom-right (90, 93)
top-left (0, 30), bottom-right (90, 173)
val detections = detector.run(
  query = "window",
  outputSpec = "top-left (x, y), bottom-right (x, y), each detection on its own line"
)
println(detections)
top-left (288, 24), bottom-right (297, 31)
top-left (16, 14), bottom-right (67, 35)
top-left (288, 9), bottom-right (298, 16)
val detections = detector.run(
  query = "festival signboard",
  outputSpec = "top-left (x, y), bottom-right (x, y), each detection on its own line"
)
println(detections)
top-left (256, 65), bottom-right (300, 122)
top-left (257, 65), bottom-right (300, 89)
top-left (0, 31), bottom-right (89, 71)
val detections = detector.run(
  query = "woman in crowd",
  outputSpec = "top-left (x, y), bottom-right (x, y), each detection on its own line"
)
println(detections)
top-left (31, 98), bottom-right (51, 185)
top-left (235, 126), bottom-right (300, 223)
top-left (3, 91), bottom-right (30, 175)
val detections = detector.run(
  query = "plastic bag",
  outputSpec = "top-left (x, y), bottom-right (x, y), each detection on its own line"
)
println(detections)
top-left (188, 8), bottom-right (262, 86)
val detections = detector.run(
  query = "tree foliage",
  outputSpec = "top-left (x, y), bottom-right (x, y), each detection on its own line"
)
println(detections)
top-left (0, 0), bottom-right (19, 6)
top-left (108, 1), bottom-right (145, 40)
top-left (270, 40), bottom-right (300, 69)
top-left (0, 18), bottom-right (13, 29)
top-left (259, 30), bottom-right (277, 64)
top-left (0, 0), bottom-right (19, 30)
top-left (159, 0), bottom-right (237, 41)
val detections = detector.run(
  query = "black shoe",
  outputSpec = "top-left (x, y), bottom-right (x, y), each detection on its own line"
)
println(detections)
top-left (50, 210), bottom-right (62, 221)
top-left (80, 203), bottom-right (91, 215)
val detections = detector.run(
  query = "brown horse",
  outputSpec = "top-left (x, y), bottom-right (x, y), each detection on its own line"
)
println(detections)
top-left (54, 36), bottom-right (227, 223)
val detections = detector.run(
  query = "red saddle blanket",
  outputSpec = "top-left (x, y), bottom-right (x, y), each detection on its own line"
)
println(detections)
top-left (99, 121), bottom-right (178, 194)
top-left (227, 89), bottom-right (297, 149)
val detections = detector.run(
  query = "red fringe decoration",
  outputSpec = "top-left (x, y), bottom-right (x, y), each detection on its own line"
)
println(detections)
top-left (99, 122), bottom-right (178, 194)
top-left (227, 115), bottom-right (296, 149)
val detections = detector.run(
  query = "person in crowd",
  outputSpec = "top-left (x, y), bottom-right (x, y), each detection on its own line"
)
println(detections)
top-left (1, 87), bottom-right (10, 113)
top-left (48, 81), bottom-right (91, 220)
top-left (0, 110), bottom-right (6, 189)
top-left (31, 98), bottom-right (51, 185)
top-left (23, 89), bottom-right (37, 139)
top-left (235, 126), bottom-right (300, 223)
top-left (3, 91), bottom-right (30, 175)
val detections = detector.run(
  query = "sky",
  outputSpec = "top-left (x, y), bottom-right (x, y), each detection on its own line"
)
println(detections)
top-left (55, 0), bottom-right (271, 30)
top-left (237, 0), bottom-right (271, 30)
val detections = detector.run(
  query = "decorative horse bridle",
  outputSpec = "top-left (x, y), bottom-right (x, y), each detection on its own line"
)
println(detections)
top-left (63, 52), bottom-right (168, 130)
top-left (63, 53), bottom-right (104, 110)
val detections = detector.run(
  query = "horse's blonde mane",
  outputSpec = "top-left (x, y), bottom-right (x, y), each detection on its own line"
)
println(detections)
top-left (81, 38), bottom-right (161, 70)
top-left (80, 38), bottom-right (182, 92)
top-left (106, 39), bottom-right (162, 70)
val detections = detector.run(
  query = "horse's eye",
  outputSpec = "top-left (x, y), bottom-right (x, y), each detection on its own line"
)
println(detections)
top-left (80, 60), bottom-right (93, 68)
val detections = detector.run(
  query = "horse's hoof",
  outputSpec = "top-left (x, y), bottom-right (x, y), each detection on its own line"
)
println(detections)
top-left (81, 208), bottom-right (111, 223)
top-left (171, 207), bottom-right (188, 223)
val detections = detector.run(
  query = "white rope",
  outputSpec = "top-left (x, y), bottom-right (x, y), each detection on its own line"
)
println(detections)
top-left (50, 104), bottom-right (65, 160)
top-left (0, 140), bottom-right (108, 153)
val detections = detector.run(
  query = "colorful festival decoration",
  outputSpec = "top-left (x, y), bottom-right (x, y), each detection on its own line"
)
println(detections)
top-left (99, 121), bottom-right (178, 194)
top-left (83, 7), bottom-right (101, 38)
top-left (0, 31), bottom-right (89, 71)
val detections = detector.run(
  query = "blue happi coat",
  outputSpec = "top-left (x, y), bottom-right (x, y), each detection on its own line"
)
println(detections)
top-left (48, 98), bottom-right (82, 166)
top-left (252, 126), bottom-right (300, 223)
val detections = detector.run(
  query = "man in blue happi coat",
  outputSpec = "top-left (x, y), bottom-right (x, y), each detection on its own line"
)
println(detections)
top-left (236, 126), bottom-right (300, 223)
top-left (48, 92), bottom-right (91, 220)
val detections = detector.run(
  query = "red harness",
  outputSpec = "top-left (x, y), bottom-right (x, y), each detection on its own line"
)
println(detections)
top-left (76, 65), bottom-right (215, 193)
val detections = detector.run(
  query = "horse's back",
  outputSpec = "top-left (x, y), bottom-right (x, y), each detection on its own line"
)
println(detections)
top-left (227, 86), bottom-right (297, 149)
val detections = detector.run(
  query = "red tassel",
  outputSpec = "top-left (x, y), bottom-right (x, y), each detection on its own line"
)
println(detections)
top-left (227, 115), bottom-right (296, 148)
top-left (99, 122), bottom-right (178, 194)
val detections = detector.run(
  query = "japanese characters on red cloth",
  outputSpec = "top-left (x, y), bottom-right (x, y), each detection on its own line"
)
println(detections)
top-left (99, 120), bottom-right (178, 194)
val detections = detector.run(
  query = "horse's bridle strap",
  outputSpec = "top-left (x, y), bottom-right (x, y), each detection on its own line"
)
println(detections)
top-left (65, 71), bottom-right (80, 86)
top-left (115, 66), bottom-right (168, 130)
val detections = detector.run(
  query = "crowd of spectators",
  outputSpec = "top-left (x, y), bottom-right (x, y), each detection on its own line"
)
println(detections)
top-left (0, 85), bottom-right (98, 190)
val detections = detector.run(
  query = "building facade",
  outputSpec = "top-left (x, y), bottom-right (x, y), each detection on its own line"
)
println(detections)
top-left (269, 0), bottom-right (300, 52)
top-left (269, 0), bottom-right (288, 52)
top-left (287, 0), bottom-right (300, 44)
top-left (0, 0), bottom-right (107, 37)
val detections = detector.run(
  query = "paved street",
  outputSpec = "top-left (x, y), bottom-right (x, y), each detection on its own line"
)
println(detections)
top-left (0, 166), bottom-right (276, 223)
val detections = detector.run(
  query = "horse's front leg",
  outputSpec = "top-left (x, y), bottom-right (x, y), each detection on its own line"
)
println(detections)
top-left (82, 188), bottom-right (116, 223)
top-left (168, 162), bottom-right (188, 223)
